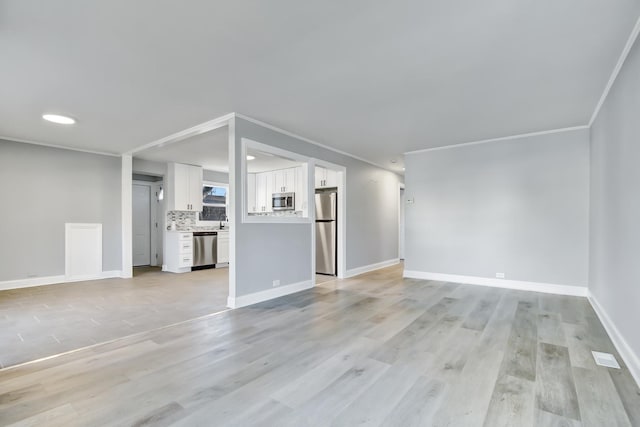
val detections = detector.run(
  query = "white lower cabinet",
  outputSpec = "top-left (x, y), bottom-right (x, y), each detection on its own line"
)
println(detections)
top-left (217, 232), bottom-right (229, 264)
top-left (165, 231), bottom-right (193, 273)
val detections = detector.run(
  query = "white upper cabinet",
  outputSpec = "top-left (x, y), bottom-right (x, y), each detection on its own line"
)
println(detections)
top-left (249, 166), bottom-right (305, 213)
top-left (273, 168), bottom-right (297, 193)
top-left (167, 162), bottom-right (203, 212)
top-left (315, 166), bottom-right (338, 188)
top-left (295, 166), bottom-right (306, 211)
top-left (255, 172), bottom-right (273, 212)
top-left (189, 166), bottom-right (203, 212)
top-left (247, 173), bottom-right (257, 213)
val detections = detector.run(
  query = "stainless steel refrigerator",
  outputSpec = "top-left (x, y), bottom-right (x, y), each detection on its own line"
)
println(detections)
top-left (315, 191), bottom-right (337, 275)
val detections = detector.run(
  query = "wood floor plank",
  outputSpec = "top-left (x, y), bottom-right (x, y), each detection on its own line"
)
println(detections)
top-left (483, 374), bottom-right (535, 427)
top-left (462, 292), bottom-right (501, 331)
top-left (535, 342), bottom-right (581, 421)
top-left (380, 376), bottom-right (447, 427)
top-left (535, 408), bottom-right (583, 427)
top-left (608, 367), bottom-right (640, 426)
top-left (572, 366), bottom-right (632, 427)
top-left (331, 363), bottom-right (423, 426)
top-left (500, 300), bottom-right (538, 381)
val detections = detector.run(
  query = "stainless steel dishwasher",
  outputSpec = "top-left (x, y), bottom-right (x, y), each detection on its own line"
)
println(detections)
top-left (192, 231), bottom-right (217, 269)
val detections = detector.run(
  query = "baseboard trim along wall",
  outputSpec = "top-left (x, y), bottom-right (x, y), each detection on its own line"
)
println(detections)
top-left (403, 270), bottom-right (588, 297)
top-left (345, 258), bottom-right (400, 279)
top-left (227, 279), bottom-right (314, 309)
top-left (588, 295), bottom-right (640, 387)
top-left (0, 270), bottom-right (122, 291)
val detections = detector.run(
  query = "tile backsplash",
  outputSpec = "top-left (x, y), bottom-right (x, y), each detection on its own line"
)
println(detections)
top-left (166, 211), bottom-right (196, 230)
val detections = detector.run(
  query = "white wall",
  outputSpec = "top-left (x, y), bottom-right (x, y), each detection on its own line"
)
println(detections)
top-left (589, 33), bottom-right (640, 381)
top-left (231, 117), bottom-right (402, 300)
top-left (0, 140), bottom-right (122, 282)
top-left (404, 129), bottom-right (590, 289)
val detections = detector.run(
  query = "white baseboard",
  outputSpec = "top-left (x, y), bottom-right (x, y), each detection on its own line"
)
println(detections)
top-left (403, 270), bottom-right (588, 297)
top-left (345, 258), bottom-right (400, 278)
top-left (588, 294), bottom-right (640, 387)
top-left (227, 279), bottom-right (314, 309)
top-left (0, 270), bottom-right (122, 291)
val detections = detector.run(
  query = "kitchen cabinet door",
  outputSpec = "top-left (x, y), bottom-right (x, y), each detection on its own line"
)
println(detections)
top-left (315, 166), bottom-right (322, 188)
top-left (189, 166), bottom-right (203, 212)
top-left (264, 172), bottom-right (273, 212)
top-left (295, 166), bottom-right (306, 211)
top-left (247, 173), bottom-right (257, 212)
top-left (172, 163), bottom-right (190, 210)
top-left (255, 172), bottom-right (273, 212)
top-left (324, 168), bottom-right (338, 188)
top-left (217, 233), bottom-right (229, 263)
top-left (272, 169), bottom-right (285, 193)
top-left (168, 163), bottom-right (203, 212)
top-left (283, 168), bottom-right (296, 193)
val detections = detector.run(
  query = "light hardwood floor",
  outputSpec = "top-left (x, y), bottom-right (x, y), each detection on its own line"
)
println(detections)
top-left (0, 264), bottom-right (638, 426)
top-left (0, 266), bottom-right (230, 368)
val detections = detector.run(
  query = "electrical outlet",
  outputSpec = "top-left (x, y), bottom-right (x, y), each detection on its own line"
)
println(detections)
top-left (496, 272), bottom-right (505, 279)
top-left (272, 279), bottom-right (280, 287)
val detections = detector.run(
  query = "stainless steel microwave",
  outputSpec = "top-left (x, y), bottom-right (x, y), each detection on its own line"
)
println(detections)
top-left (272, 192), bottom-right (295, 211)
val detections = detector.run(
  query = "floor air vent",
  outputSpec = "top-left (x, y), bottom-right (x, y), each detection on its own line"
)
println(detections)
top-left (592, 351), bottom-right (621, 369)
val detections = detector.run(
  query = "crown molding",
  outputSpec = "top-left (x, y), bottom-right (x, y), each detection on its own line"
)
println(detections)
top-left (0, 135), bottom-right (120, 157)
top-left (589, 14), bottom-right (640, 127)
top-left (404, 125), bottom-right (589, 155)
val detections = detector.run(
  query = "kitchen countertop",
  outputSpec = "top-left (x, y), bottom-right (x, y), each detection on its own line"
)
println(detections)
top-left (167, 228), bottom-right (230, 233)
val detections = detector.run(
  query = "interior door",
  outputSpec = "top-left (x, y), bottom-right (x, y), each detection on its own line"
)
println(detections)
top-left (132, 184), bottom-right (151, 266)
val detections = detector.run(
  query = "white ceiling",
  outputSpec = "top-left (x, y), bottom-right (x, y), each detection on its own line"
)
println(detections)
top-left (135, 127), bottom-right (230, 172)
top-left (1, 1), bottom-right (639, 171)
top-left (135, 126), bottom-right (302, 173)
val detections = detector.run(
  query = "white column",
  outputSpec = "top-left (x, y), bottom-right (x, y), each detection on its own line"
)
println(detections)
top-left (121, 154), bottom-right (133, 278)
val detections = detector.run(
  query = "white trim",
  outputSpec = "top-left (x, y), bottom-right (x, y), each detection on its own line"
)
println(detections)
top-left (588, 294), bottom-right (640, 387)
top-left (121, 155), bottom-right (133, 278)
top-left (0, 135), bottom-right (120, 157)
top-left (403, 270), bottom-right (588, 297)
top-left (403, 126), bottom-right (590, 155)
top-left (127, 113), bottom-right (234, 155)
top-left (345, 258), bottom-right (400, 278)
top-left (227, 279), bottom-right (313, 309)
top-left (0, 271), bottom-right (121, 291)
top-left (227, 116), bottom-right (237, 302)
top-left (589, 15), bottom-right (640, 127)
top-left (235, 113), bottom-right (393, 172)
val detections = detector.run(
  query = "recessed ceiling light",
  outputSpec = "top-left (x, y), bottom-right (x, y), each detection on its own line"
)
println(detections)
top-left (43, 114), bottom-right (75, 125)
top-left (402, 167), bottom-right (406, 170)
top-left (246, 155), bottom-right (256, 160)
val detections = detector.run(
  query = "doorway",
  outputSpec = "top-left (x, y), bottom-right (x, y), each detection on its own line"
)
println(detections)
top-left (132, 182), bottom-right (151, 266)
top-left (399, 184), bottom-right (405, 260)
